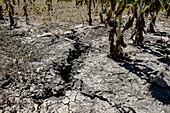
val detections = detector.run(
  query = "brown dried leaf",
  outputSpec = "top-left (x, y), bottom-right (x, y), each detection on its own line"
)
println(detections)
top-left (109, 27), bottom-right (116, 41)
top-left (122, 13), bottom-right (134, 32)
top-left (109, 27), bottom-right (116, 54)
top-left (105, 9), bottom-right (112, 27)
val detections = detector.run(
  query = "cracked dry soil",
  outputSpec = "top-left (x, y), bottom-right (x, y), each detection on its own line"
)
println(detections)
top-left (0, 16), bottom-right (170, 113)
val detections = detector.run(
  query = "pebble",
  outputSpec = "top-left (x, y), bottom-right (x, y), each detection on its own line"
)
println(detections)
top-left (36, 67), bottom-right (44, 73)
top-left (62, 97), bottom-right (69, 104)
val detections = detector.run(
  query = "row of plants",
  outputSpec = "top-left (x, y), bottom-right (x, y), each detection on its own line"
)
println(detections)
top-left (101, 0), bottom-right (169, 61)
top-left (77, 0), bottom-right (169, 60)
top-left (0, 0), bottom-right (54, 27)
top-left (0, 0), bottom-right (28, 26)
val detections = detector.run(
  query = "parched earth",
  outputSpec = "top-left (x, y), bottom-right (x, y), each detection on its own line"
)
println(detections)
top-left (0, 15), bottom-right (170, 113)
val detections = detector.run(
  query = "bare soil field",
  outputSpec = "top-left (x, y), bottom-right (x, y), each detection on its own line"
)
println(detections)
top-left (0, 1), bottom-right (170, 113)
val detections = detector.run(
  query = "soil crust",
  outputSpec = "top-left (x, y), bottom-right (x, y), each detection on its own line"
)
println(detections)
top-left (0, 15), bottom-right (170, 113)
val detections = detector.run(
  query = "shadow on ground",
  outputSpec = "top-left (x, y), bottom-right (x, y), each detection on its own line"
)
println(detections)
top-left (143, 31), bottom-right (170, 65)
top-left (119, 59), bottom-right (170, 104)
top-left (118, 30), bottom-right (170, 104)
top-left (153, 31), bottom-right (170, 38)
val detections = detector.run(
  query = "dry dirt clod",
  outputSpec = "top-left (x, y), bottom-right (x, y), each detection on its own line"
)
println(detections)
top-left (149, 75), bottom-right (167, 88)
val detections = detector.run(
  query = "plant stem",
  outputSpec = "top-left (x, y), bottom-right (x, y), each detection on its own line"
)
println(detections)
top-left (24, 0), bottom-right (29, 24)
top-left (88, 0), bottom-right (92, 25)
top-left (117, 12), bottom-right (122, 39)
top-left (139, 0), bottom-right (143, 16)
top-left (0, 5), bottom-right (4, 20)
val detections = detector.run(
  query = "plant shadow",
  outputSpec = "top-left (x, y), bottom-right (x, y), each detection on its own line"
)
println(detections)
top-left (113, 29), bottom-right (170, 104)
top-left (141, 41), bottom-right (170, 65)
top-left (152, 31), bottom-right (170, 38)
top-left (118, 59), bottom-right (170, 105)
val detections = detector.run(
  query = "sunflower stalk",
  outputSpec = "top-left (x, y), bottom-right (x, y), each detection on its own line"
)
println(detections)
top-left (88, 0), bottom-right (92, 25)
top-left (0, 4), bottom-right (4, 20)
top-left (133, 0), bottom-right (146, 46)
top-left (7, 0), bottom-right (15, 27)
top-left (108, 0), bottom-right (127, 61)
top-left (147, 13), bottom-right (156, 33)
top-left (117, 12), bottom-right (122, 39)
top-left (23, 0), bottom-right (29, 24)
